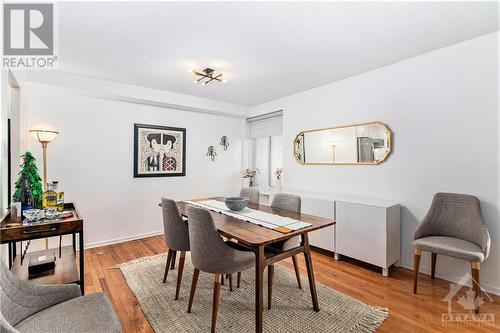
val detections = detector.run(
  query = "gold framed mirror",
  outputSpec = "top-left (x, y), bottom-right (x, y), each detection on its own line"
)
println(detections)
top-left (293, 121), bottom-right (392, 165)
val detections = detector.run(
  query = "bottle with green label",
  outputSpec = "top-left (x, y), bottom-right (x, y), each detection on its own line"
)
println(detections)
top-left (52, 181), bottom-right (65, 212)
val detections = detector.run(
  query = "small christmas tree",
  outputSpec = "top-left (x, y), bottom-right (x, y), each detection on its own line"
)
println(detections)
top-left (12, 152), bottom-right (44, 209)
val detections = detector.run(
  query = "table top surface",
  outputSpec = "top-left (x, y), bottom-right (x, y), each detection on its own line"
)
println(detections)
top-left (0, 203), bottom-right (82, 231)
top-left (176, 197), bottom-right (335, 247)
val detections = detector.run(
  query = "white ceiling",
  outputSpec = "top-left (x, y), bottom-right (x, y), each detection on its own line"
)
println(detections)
top-left (58, 2), bottom-right (498, 106)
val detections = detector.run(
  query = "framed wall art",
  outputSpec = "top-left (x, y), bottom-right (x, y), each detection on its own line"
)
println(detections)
top-left (134, 123), bottom-right (186, 177)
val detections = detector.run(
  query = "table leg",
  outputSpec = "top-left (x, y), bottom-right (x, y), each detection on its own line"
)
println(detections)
top-left (8, 242), bottom-right (13, 269)
top-left (12, 241), bottom-right (17, 261)
top-left (255, 245), bottom-right (265, 333)
top-left (302, 233), bottom-right (319, 312)
top-left (79, 231), bottom-right (85, 295)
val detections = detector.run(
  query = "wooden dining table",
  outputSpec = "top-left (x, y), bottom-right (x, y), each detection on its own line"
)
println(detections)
top-left (177, 197), bottom-right (335, 333)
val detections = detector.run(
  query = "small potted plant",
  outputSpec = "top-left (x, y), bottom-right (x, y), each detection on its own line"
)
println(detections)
top-left (242, 168), bottom-right (258, 187)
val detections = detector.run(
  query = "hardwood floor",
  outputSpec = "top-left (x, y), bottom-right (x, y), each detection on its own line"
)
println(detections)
top-left (83, 235), bottom-right (499, 332)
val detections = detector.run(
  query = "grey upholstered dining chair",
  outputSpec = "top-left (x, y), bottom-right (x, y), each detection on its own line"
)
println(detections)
top-left (267, 193), bottom-right (302, 309)
top-left (186, 205), bottom-right (254, 333)
top-left (160, 198), bottom-right (190, 300)
top-left (0, 261), bottom-right (121, 333)
top-left (240, 187), bottom-right (260, 205)
top-left (413, 193), bottom-right (490, 312)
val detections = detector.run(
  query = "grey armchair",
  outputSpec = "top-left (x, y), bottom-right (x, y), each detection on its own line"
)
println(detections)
top-left (186, 205), bottom-right (254, 333)
top-left (413, 193), bottom-right (490, 312)
top-left (267, 193), bottom-right (302, 309)
top-left (240, 187), bottom-right (260, 205)
top-left (160, 198), bottom-right (190, 300)
top-left (0, 261), bottom-right (121, 333)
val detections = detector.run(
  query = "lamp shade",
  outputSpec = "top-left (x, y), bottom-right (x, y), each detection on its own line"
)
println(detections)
top-left (29, 124), bottom-right (59, 143)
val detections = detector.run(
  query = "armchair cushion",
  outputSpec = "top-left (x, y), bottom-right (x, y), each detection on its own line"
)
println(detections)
top-left (1, 261), bottom-right (81, 326)
top-left (413, 236), bottom-right (485, 262)
top-left (14, 293), bottom-right (121, 333)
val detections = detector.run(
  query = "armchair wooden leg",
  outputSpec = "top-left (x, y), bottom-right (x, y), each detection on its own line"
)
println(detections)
top-left (229, 274), bottom-right (233, 292)
top-left (291, 255), bottom-right (302, 289)
top-left (170, 250), bottom-right (177, 270)
top-left (187, 268), bottom-right (200, 313)
top-left (431, 253), bottom-right (437, 279)
top-left (413, 248), bottom-right (421, 294)
top-left (237, 272), bottom-right (241, 288)
top-left (211, 274), bottom-right (222, 333)
top-left (268, 264), bottom-right (274, 310)
top-left (163, 249), bottom-right (174, 283)
top-left (471, 262), bottom-right (481, 314)
top-left (175, 251), bottom-right (186, 300)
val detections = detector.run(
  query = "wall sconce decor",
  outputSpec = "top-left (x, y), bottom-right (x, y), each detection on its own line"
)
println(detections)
top-left (220, 136), bottom-right (229, 151)
top-left (189, 68), bottom-right (227, 85)
top-left (206, 146), bottom-right (217, 161)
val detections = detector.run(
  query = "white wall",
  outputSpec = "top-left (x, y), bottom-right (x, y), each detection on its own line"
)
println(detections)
top-left (250, 32), bottom-right (500, 293)
top-left (21, 84), bottom-right (244, 247)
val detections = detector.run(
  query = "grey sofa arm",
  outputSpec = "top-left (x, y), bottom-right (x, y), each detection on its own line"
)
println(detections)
top-left (1, 312), bottom-right (20, 333)
top-left (0, 261), bottom-right (81, 327)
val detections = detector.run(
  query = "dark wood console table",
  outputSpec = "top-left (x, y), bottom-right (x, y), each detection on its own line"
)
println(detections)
top-left (0, 202), bottom-right (84, 295)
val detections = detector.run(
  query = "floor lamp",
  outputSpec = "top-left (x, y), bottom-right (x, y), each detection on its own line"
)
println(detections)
top-left (30, 124), bottom-right (59, 249)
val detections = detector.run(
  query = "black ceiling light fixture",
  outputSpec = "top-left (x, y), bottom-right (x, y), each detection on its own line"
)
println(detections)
top-left (188, 68), bottom-right (227, 85)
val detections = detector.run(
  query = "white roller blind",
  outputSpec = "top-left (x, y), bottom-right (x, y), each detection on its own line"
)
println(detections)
top-left (246, 111), bottom-right (283, 139)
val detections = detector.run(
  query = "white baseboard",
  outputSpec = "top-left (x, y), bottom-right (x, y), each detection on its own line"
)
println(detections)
top-left (84, 230), bottom-right (164, 250)
top-left (399, 260), bottom-right (500, 296)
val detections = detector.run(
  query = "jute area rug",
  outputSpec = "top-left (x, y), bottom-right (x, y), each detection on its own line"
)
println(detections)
top-left (117, 253), bottom-right (388, 333)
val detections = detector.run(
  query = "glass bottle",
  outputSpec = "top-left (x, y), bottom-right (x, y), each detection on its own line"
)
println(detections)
top-left (19, 172), bottom-right (34, 215)
top-left (42, 182), bottom-right (58, 210)
top-left (52, 181), bottom-right (65, 212)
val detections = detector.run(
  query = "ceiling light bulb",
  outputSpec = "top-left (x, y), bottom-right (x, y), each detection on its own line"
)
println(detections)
top-left (222, 79), bottom-right (228, 83)
top-left (193, 80), bottom-right (198, 83)
top-left (202, 81), bottom-right (207, 85)
top-left (187, 68), bottom-right (194, 73)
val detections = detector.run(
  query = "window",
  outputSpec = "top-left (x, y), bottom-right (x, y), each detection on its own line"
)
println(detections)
top-left (245, 111), bottom-right (283, 192)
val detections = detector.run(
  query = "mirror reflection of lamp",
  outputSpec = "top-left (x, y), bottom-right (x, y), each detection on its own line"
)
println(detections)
top-left (328, 140), bottom-right (339, 162)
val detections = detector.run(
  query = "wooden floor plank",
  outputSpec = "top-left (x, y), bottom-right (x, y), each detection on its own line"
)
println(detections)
top-left (83, 235), bottom-right (499, 332)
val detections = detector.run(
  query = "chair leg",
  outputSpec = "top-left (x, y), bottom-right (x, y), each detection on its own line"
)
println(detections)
top-left (170, 250), bottom-right (177, 270)
top-left (268, 264), bottom-right (274, 310)
top-left (187, 268), bottom-right (200, 313)
top-left (211, 274), bottom-right (222, 333)
top-left (413, 248), bottom-right (421, 294)
top-left (163, 249), bottom-right (174, 283)
top-left (175, 251), bottom-right (186, 300)
top-left (237, 272), bottom-right (241, 288)
top-left (471, 262), bottom-right (481, 314)
top-left (229, 274), bottom-right (233, 292)
top-left (221, 274), bottom-right (225, 286)
top-left (431, 253), bottom-right (437, 279)
top-left (291, 255), bottom-right (302, 289)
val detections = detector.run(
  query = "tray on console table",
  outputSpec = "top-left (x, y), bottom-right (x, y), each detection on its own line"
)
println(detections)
top-left (0, 202), bottom-right (85, 294)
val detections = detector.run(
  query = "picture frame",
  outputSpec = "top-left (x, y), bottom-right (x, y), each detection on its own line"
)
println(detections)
top-left (133, 123), bottom-right (186, 178)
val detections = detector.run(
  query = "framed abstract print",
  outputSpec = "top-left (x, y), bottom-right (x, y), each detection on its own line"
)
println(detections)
top-left (134, 124), bottom-right (186, 177)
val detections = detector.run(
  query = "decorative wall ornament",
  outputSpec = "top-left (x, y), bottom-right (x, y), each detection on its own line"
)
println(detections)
top-left (207, 146), bottom-right (217, 161)
top-left (220, 136), bottom-right (229, 151)
top-left (134, 124), bottom-right (186, 177)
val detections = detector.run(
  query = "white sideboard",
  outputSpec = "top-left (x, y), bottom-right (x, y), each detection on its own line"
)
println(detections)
top-left (335, 200), bottom-right (400, 276)
top-left (271, 189), bottom-right (400, 276)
